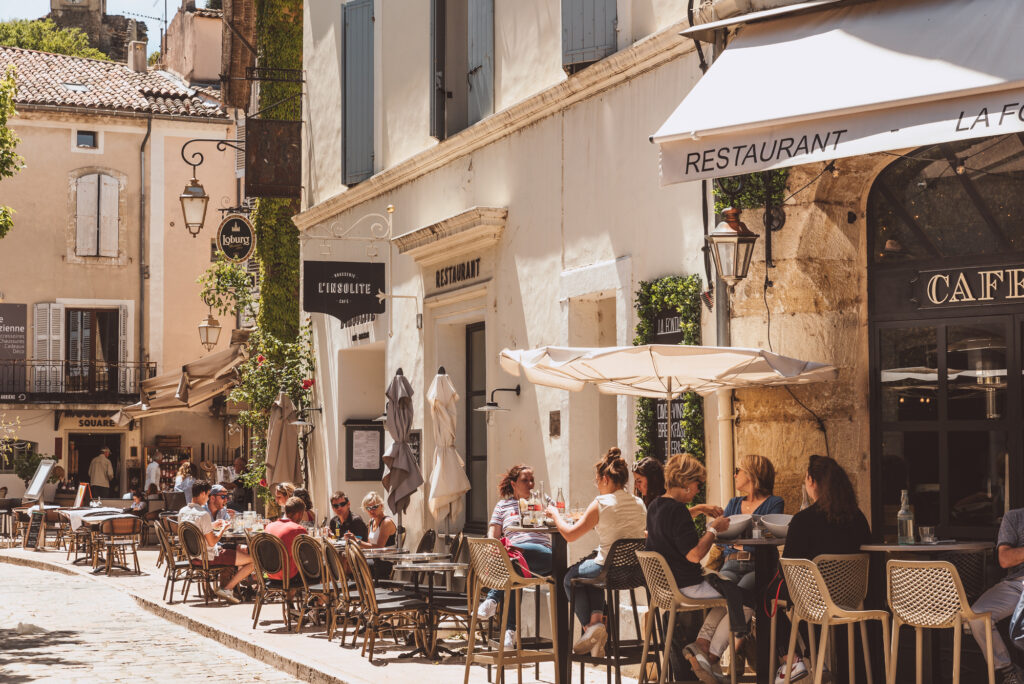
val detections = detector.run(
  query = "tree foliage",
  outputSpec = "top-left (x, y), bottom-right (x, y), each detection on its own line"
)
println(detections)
top-left (148, 50), bottom-right (160, 66)
top-left (197, 254), bottom-right (256, 318)
top-left (0, 66), bottom-right (23, 239)
top-left (0, 19), bottom-right (109, 60)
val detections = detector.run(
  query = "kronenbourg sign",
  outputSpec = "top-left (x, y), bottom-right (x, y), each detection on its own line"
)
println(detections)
top-left (302, 261), bottom-right (386, 326)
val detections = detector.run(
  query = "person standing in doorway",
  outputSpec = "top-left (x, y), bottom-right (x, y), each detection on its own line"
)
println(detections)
top-left (144, 452), bottom-right (162, 492)
top-left (88, 446), bottom-right (115, 498)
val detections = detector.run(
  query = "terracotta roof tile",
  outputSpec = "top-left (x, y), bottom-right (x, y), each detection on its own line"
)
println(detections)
top-left (0, 46), bottom-right (226, 119)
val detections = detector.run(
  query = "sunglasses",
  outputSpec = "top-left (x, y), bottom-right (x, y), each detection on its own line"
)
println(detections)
top-left (332, 500), bottom-right (349, 509)
top-left (366, 504), bottom-right (382, 511)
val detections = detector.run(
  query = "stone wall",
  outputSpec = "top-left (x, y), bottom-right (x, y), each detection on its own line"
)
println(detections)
top-left (47, 7), bottom-right (147, 63)
top-left (724, 154), bottom-right (896, 520)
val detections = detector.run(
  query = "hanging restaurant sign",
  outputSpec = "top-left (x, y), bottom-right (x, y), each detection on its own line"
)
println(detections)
top-left (217, 214), bottom-right (256, 262)
top-left (302, 261), bottom-right (386, 326)
top-left (917, 265), bottom-right (1024, 309)
top-left (245, 118), bottom-right (301, 199)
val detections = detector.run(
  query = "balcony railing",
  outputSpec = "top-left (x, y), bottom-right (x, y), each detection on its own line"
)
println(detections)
top-left (0, 360), bottom-right (157, 404)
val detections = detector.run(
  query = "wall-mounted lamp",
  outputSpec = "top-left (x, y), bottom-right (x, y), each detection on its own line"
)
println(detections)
top-left (290, 407), bottom-right (323, 438)
top-left (706, 207), bottom-right (758, 289)
top-left (475, 385), bottom-right (521, 424)
top-left (179, 177), bottom-right (210, 237)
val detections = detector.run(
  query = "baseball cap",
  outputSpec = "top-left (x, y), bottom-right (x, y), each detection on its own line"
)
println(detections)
top-left (210, 484), bottom-right (227, 495)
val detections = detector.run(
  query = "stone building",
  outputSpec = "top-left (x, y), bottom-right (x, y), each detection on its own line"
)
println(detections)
top-left (46, 0), bottom-right (147, 63)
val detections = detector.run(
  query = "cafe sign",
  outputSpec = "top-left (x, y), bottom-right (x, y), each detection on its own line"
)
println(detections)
top-left (917, 265), bottom-right (1024, 309)
top-left (302, 260), bottom-right (386, 326)
top-left (217, 214), bottom-right (256, 262)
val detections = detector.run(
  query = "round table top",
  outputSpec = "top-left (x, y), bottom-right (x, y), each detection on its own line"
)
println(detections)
top-left (507, 525), bottom-right (559, 534)
top-left (381, 551), bottom-right (451, 562)
top-left (727, 537), bottom-right (787, 546)
top-left (861, 541), bottom-right (993, 552)
top-left (393, 561), bottom-right (467, 572)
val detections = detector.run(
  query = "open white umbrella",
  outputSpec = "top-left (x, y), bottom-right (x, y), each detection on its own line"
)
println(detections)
top-left (381, 369), bottom-right (423, 515)
top-left (500, 344), bottom-right (837, 456)
top-left (426, 368), bottom-right (471, 523)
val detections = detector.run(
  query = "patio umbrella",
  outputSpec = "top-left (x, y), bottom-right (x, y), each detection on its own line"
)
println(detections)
top-left (265, 391), bottom-right (301, 485)
top-left (426, 369), bottom-right (471, 524)
top-left (381, 369), bottom-right (422, 515)
top-left (500, 344), bottom-right (837, 456)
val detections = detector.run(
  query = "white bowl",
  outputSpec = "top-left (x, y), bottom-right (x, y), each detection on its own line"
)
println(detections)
top-left (715, 514), bottom-right (752, 540)
top-left (761, 513), bottom-right (793, 539)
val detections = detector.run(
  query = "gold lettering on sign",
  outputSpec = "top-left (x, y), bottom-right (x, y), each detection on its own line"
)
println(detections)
top-left (1008, 269), bottom-right (1024, 299)
top-left (977, 270), bottom-right (1006, 301)
top-left (948, 272), bottom-right (977, 303)
top-left (927, 274), bottom-right (950, 304)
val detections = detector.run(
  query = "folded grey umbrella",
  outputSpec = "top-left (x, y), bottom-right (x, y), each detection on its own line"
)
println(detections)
top-left (381, 372), bottom-right (422, 514)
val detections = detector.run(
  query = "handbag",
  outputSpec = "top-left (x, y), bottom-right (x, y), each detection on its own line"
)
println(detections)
top-left (500, 537), bottom-right (532, 578)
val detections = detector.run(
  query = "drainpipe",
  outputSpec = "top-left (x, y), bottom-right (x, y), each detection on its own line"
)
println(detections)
top-left (139, 117), bottom-right (152, 373)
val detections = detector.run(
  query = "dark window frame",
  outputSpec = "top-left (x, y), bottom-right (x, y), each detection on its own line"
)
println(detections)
top-left (464, 321), bottom-right (487, 534)
top-left (76, 130), bottom-right (98, 149)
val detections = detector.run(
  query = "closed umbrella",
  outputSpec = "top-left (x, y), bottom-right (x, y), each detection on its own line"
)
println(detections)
top-left (265, 391), bottom-right (301, 485)
top-left (381, 369), bottom-right (422, 515)
top-left (426, 369), bottom-right (471, 523)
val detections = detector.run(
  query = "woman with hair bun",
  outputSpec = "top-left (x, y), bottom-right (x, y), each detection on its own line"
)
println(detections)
top-left (546, 447), bottom-right (647, 657)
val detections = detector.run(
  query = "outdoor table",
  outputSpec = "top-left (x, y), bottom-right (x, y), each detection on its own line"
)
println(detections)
top-left (393, 560), bottom-right (469, 660)
top-left (378, 551), bottom-right (450, 562)
top-left (861, 540), bottom-right (994, 683)
top-left (83, 514), bottom-right (138, 574)
top-left (65, 507), bottom-right (123, 531)
top-left (508, 524), bottom-right (569, 684)
top-left (728, 537), bottom-right (786, 684)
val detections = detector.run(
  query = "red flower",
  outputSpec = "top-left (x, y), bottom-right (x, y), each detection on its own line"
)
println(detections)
top-left (301, 378), bottom-right (315, 390)
top-left (259, 478), bottom-right (267, 488)
top-left (256, 354), bottom-right (265, 365)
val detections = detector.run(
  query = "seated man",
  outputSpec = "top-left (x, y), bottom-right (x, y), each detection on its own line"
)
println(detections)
top-left (266, 496), bottom-right (308, 583)
top-left (178, 479), bottom-right (254, 604)
top-left (328, 490), bottom-right (368, 540)
top-left (970, 508), bottom-right (1024, 684)
top-left (203, 484), bottom-right (233, 523)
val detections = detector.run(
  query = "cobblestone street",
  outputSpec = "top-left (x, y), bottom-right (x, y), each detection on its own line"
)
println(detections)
top-left (0, 564), bottom-right (300, 683)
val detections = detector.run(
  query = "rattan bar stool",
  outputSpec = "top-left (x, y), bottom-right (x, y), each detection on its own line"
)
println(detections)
top-left (779, 556), bottom-right (890, 684)
top-left (886, 559), bottom-right (994, 684)
top-left (464, 537), bottom-right (561, 684)
top-left (636, 550), bottom-right (734, 684)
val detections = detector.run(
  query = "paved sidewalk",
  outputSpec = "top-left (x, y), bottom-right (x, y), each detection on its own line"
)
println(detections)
top-left (0, 545), bottom-right (632, 684)
top-left (0, 563), bottom-right (301, 683)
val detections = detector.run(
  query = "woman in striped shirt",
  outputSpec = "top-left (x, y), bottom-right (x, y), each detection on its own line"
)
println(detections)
top-left (476, 464), bottom-right (553, 649)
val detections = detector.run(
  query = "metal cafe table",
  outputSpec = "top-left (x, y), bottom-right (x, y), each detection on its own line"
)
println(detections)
top-left (387, 554), bottom-right (468, 659)
top-left (726, 537), bottom-right (787, 684)
top-left (860, 540), bottom-right (994, 683)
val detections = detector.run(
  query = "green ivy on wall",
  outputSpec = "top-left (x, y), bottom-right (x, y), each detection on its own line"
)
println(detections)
top-left (634, 274), bottom-right (706, 513)
top-left (713, 169), bottom-right (789, 215)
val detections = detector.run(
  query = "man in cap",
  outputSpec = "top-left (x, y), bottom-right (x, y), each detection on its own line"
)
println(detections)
top-left (203, 484), bottom-right (233, 523)
top-left (88, 446), bottom-right (115, 498)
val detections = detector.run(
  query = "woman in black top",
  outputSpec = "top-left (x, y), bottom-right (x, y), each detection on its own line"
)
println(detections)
top-left (775, 454), bottom-right (872, 683)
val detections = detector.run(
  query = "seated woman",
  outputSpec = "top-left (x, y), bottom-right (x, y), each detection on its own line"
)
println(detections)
top-left (272, 482), bottom-right (295, 520)
top-left (345, 491), bottom-right (397, 580)
top-left (687, 454), bottom-right (784, 677)
top-left (633, 457), bottom-right (666, 507)
top-left (476, 463), bottom-right (553, 650)
top-left (645, 453), bottom-right (730, 682)
top-left (125, 490), bottom-right (148, 516)
top-left (547, 447), bottom-right (647, 656)
top-left (774, 454), bottom-right (871, 684)
top-left (292, 487), bottom-right (317, 524)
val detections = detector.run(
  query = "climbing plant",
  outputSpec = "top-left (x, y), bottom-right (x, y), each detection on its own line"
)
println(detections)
top-left (197, 253), bottom-right (256, 318)
top-left (633, 274), bottom-right (706, 513)
top-left (713, 168), bottom-right (789, 215)
top-left (0, 66), bottom-right (23, 239)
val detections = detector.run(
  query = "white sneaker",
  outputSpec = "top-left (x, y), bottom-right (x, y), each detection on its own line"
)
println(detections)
top-left (590, 627), bottom-right (607, 658)
top-left (503, 629), bottom-right (517, 650)
top-left (572, 622), bottom-right (607, 654)
top-left (775, 657), bottom-right (808, 684)
top-left (215, 587), bottom-right (240, 605)
top-left (476, 598), bottom-right (498, 620)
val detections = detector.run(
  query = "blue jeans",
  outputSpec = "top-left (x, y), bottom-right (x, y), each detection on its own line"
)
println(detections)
top-left (486, 542), bottom-right (552, 629)
top-left (564, 557), bottom-right (605, 626)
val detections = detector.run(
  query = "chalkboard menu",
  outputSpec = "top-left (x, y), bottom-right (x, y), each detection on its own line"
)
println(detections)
top-left (23, 509), bottom-right (44, 550)
top-left (652, 398), bottom-right (685, 462)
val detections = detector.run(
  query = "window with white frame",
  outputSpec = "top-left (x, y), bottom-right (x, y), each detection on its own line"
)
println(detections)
top-left (75, 173), bottom-right (119, 257)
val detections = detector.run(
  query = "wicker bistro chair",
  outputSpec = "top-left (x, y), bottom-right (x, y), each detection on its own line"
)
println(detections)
top-left (464, 538), bottom-right (561, 684)
top-left (153, 522), bottom-right (191, 603)
top-left (178, 521), bottom-right (226, 604)
top-left (886, 559), bottom-right (994, 684)
top-left (156, 513), bottom-right (181, 568)
top-left (779, 556), bottom-right (891, 684)
top-left (43, 509), bottom-right (67, 550)
top-left (346, 542), bottom-right (427, 663)
top-left (99, 516), bottom-right (143, 575)
top-left (323, 541), bottom-right (360, 643)
top-left (247, 531), bottom-right (294, 630)
top-left (635, 550), bottom-right (733, 684)
top-left (293, 535), bottom-right (333, 633)
top-left (568, 539), bottom-right (647, 684)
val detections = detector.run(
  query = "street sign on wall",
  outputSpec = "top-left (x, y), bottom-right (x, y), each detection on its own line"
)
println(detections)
top-left (217, 214), bottom-right (256, 262)
top-left (302, 261), bottom-right (386, 326)
top-left (0, 303), bottom-right (26, 361)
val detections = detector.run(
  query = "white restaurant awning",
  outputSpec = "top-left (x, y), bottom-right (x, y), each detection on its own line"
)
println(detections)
top-left (654, 0), bottom-right (1024, 184)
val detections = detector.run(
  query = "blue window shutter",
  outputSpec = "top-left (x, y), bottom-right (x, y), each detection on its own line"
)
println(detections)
top-left (430, 0), bottom-right (446, 139)
top-left (562, 0), bottom-right (617, 73)
top-left (344, 0), bottom-right (374, 186)
top-left (467, 0), bottom-right (494, 125)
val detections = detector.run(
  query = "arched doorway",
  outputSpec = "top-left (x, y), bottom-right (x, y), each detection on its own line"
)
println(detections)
top-left (868, 133), bottom-right (1024, 540)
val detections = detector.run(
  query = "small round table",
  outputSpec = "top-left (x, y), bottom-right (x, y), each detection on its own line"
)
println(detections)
top-left (393, 560), bottom-right (469, 660)
top-left (729, 537), bottom-right (787, 684)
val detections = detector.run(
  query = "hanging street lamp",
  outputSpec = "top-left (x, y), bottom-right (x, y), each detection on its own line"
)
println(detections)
top-left (706, 207), bottom-right (759, 289)
top-left (197, 309), bottom-right (222, 351)
top-left (179, 177), bottom-right (210, 237)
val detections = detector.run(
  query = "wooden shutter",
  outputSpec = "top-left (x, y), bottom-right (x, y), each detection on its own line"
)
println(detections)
top-left (430, 0), bottom-right (447, 140)
top-left (467, 0), bottom-right (494, 125)
top-left (235, 118), bottom-right (246, 178)
top-left (561, 0), bottom-right (617, 73)
top-left (98, 174), bottom-right (119, 257)
top-left (33, 303), bottom-right (50, 393)
top-left (75, 174), bottom-right (99, 256)
top-left (49, 303), bottom-right (65, 392)
top-left (344, 0), bottom-right (375, 186)
top-left (118, 305), bottom-right (130, 393)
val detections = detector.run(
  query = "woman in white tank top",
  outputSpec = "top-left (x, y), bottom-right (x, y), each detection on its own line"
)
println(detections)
top-left (546, 447), bottom-right (646, 657)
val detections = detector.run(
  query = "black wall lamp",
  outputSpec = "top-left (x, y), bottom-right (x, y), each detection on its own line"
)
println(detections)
top-left (475, 385), bottom-right (521, 423)
top-left (291, 406), bottom-right (323, 437)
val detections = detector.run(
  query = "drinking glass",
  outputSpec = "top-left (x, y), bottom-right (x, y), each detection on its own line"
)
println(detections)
top-left (919, 526), bottom-right (937, 542)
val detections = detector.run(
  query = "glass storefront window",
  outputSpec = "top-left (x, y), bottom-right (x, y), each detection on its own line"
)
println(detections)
top-left (879, 431), bottom-right (939, 532)
top-left (879, 327), bottom-right (938, 421)
top-left (947, 323), bottom-right (1007, 420)
top-left (948, 431), bottom-right (1008, 527)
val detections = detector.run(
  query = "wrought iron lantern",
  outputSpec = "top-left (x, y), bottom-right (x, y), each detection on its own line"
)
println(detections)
top-left (179, 177), bottom-right (210, 237)
top-left (197, 309), bottom-right (222, 351)
top-left (706, 207), bottom-right (759, 289)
